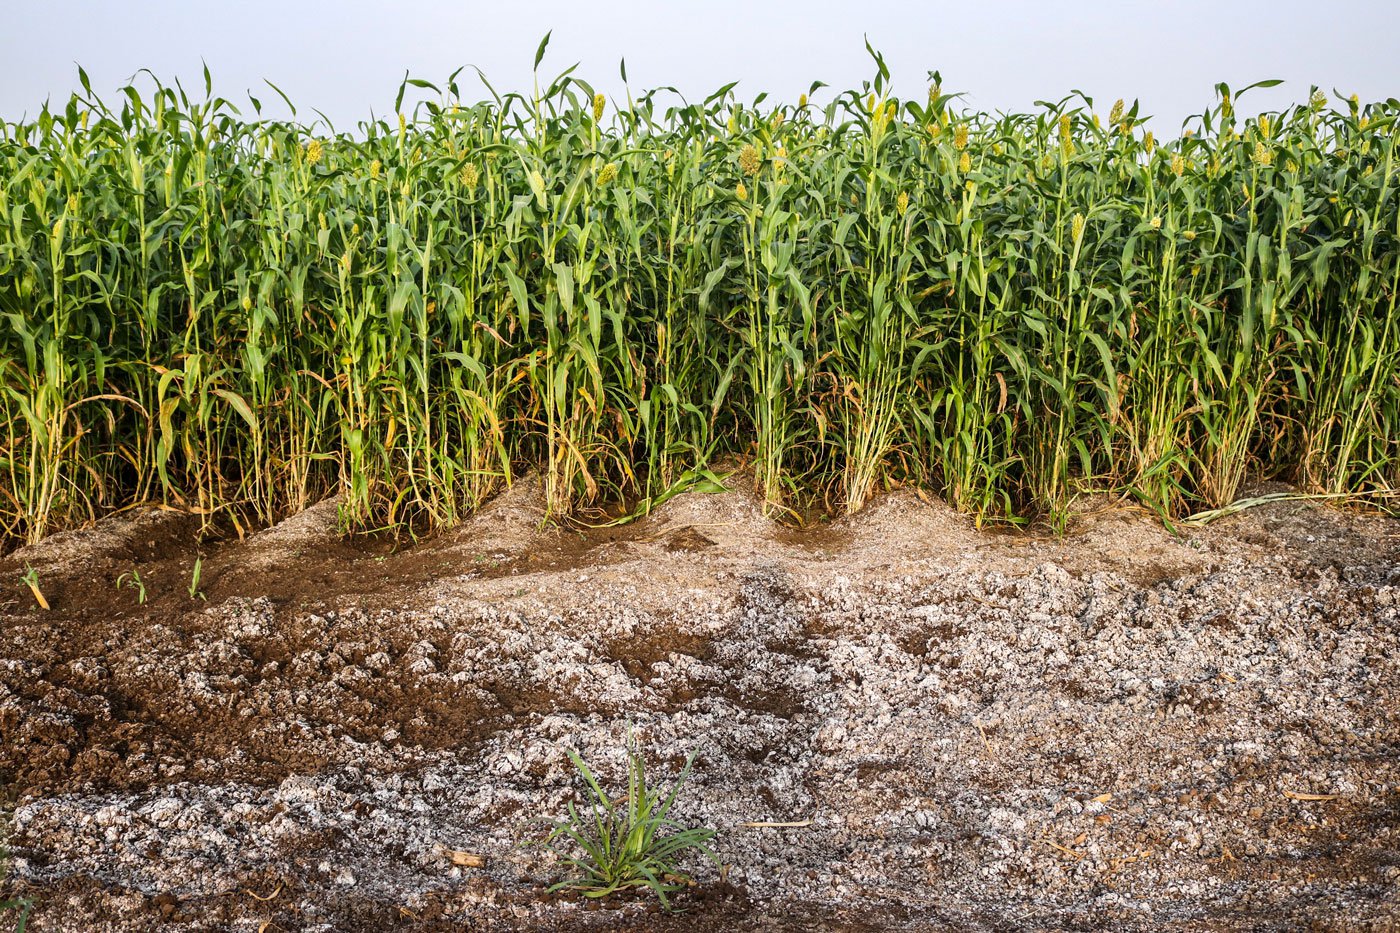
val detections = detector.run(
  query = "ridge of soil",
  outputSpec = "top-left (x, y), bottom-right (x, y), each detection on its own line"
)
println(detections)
top-left (2, 476), bottom-right (1398, 931)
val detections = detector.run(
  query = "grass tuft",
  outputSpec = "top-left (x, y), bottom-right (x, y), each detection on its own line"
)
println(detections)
top-left (538, 741), bottom-right (719, 911)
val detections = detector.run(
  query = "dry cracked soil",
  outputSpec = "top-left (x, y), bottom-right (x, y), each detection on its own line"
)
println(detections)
top-left (1, 475), bottom-right (1398, 931)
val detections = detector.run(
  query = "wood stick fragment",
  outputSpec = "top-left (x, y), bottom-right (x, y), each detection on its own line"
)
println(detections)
top-left (1283, 790), bottom-right (1341, 801)
top-left (740, 820), bottom-right (812, 828)
top-left (1045, 840), bottom-right (1085, 860)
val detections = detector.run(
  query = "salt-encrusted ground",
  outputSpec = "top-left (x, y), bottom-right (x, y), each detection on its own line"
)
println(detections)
top-left (3, 479), bottom-right (1398, 930)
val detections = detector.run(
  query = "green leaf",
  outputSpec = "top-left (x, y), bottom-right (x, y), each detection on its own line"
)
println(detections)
top-left (534, 31), bottom-right (553, 71)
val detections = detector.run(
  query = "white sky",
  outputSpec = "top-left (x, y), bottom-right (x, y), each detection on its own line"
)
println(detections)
top-left (4, 0), bottom-right (1398, 131)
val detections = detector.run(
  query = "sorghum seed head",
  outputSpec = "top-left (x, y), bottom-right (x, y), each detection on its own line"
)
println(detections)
top-left (1072, 212), bottom-right (1085, 241)
top-left (959, 151), bottom-right (971, 174)
top-left (305, 139), bottom-right (323, 165)
top-left (896, 191), bottom-right (909, 215)
top-left (953, 123), bottom-right (968, 151)
top-left (736, 181), bottom-right (748, 201)
top-left (596, 162), bottom-right (618, 186)
top-left (738, 144), bottom-right (761, 177)
top-left (1171, 153), bottom-right (1185, 176)
top-left (593, 93), bottom-right (606, 122)
top-left (1109, 99), bottom-right (1124, 126)
top-left (460, 163), bottom-right (480, 189)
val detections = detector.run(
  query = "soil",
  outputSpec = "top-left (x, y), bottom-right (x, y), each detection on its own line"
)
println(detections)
top-left (1, 475), bottom-right (1398, 931)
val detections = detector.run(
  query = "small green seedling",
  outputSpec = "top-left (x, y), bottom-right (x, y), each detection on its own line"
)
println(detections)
top-left (0, 894), bottom-right (29, 931)
top-left (19, 566), bottom-right (47, 611)
top-left (116, 570), bottom-right (147, 604)
top-left (538, 739), bottom-right (718, 911)
top-left (2, 808), bottom-right (33, 931)
top-left (187, 557), bottom-right (205, 601)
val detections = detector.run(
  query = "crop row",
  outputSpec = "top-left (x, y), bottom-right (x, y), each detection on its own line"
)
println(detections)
top-left (2, 60), bottom-right (1397, 545)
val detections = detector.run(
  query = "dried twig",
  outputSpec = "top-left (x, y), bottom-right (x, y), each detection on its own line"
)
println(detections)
top-left (448, 850), bottom-right (485, 868)
top-left (1283, 790), bottom-right (1341, 801)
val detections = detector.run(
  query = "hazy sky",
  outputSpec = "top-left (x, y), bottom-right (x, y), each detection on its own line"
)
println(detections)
top-left (4, 0), bottom-right (1398, 131)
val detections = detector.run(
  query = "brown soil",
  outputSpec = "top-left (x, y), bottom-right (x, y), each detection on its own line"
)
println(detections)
top-left (2, 476), bottom-right (1398, 931)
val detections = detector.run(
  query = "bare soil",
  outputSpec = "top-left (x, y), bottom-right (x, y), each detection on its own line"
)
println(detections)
top-left (2, 476), bottom-right (1398, 931)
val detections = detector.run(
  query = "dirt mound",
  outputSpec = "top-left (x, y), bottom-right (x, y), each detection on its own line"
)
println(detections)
top-left (5, 506), bottom-right (194, 576)
top-left (237, 496), bottom-right (344, 571)
top-left (442, 473), bottom-right (550, 560)
top-left (2, 483), bottom-right (1398, 931)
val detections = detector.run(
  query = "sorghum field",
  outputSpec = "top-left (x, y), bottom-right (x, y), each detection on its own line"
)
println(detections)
top-left (2, 53), bottom-right (1399, 932)
top-left (3, 58), bottom-right (1399, 546)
